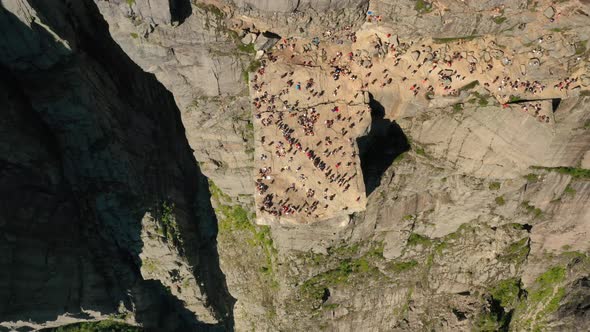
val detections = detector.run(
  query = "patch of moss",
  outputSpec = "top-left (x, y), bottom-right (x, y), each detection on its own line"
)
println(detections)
top-left (508, 95), bottom-right (523, 103)
top-left (490, 278), bottom-right (522, 309)
top-left (141, 258), bottom-right (159, 274)
top-left (414, 0), bottom-right (433, 14)
top-left (243, 60), bottom-right (262, 83)
top-left (328, 242), bottom-right (360, 256)
top-left (388, 260), bottom-right (419, 273)
top-left (415, 146), bottom-right (427, 156)
top-left (129, 32), bottom-right (139, 39)
top-left (433, 35), bottom-right (480, 44)
top-left (125, 0), bottom-right (135, 6)
top-left (575, 40), bottom-right (587, 55)
top-left (471, 91), bottom-right (490, 106)
top-left (531, 166), bottom-right (590, 179)
top-left (524, 173), bottom-right (539, 182)
top-left (563, 184), bottom-right (576, 196)
top-left (195, 2), bottom-right (224, 19)
top-left (452, 103), bottom-right (464, 112)
top-left (512, 265), bottom-right (567, 330)
top-left (407, 233), bottom-right (432, 247)
top-left (393, 152), bottom-right (406, 163)
top-left (209, 180), bottom-right (278, 287)
top-left (459, 80), bottom-right (480, 92)
top-left (495, 196), bottom-right (506, 206)
top-left (493, 16), bottom-right (507, 24)
top-left (237, 43), bottom-right (256, 54)
top-left (299, 256), bottom-right (381, 307)
top-left (520, 201), bottom-right (543, 218)
top-left (498, 237), bottom-right (529, 264)
top-left (489, 181), bottom-right (501, 190)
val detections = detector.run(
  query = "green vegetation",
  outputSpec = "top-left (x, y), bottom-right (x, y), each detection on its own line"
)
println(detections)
top-left (141, 258), bottom-right (159, 274)
top-left (415, 146), bottom-right (427, 156)
top-left (452, 103), bottom-right (464, 112)
top-left (508, 95), bottom-right (523, 103)
top-left (498, 237), bottom-right (530, 264)
top-left (153, 201), bottom-right (179, 243)
top-left (237, 43), bottom-right (256, 54)
top-left (433, 35), bottom-right (480, 44)
top-left (470, 91), bottom-right (490, 107)
top-left (476, 281), bottom-right (522, 330)
top-left (490, 278), bottom-right (522, 309)
top-left (505, 223), bottom-right (526, 230)
top-left (493, 16), bottom-right (507, 24)
top-left (393, 152), bottom-right (406, 164)
top-left (531, 166), bottom-right (590, 179)
top-left (125, 0), bottom-right (135, 6)
top-left (329, 242), bottom-right (360, 256)
top-left (459, 80), bottom-right (479, 92)
top-left (512, 266), bottom-right (567, 330)
top-left (195, 2), bottom-right (224, 19)
top-left (564, 184), bottom-right (576, 196)
top-left (247, 60), bottom-right (262, 73)
top-left (388, 260), bottom-right (419, 273)
top-left (50, 320), bottom-right (141, 332)
top-left (575, 40), bottom-right (587, 55)
top-left (402, 214), bottom-right (415, 221)
top-left (520, 201), bottom-right (543, 218)
top-left (129, 32), bottom-right (139, 39)
top-left (209, 180), bottom-right (278, 286)
top-left (489, 181), bottom-right (501, 190)
top-left (414, 0), bottom-right (433, 14)
top-left (530, 266), bottom-right (566, 303)
top-left (299, 256), bottom-right (380, 308)
top-left (407, 233), bottom-right (432, 247)
top-left (242, 60), bottom-right (262, 83)
top-left (473, 310), bottom-right (509, 332)
top-left (495, 196), bottom-right (506, 206)
top-left (524, 173), bottom-right (539, 182)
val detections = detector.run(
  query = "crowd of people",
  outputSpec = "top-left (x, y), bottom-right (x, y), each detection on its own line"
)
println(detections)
top-left (249, 20), bottom-right (582, 222)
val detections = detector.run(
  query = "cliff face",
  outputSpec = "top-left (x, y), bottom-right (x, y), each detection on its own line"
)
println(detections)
top-left (1, 0), bottom-right (590, 331)
top-left (0, 1), bottom-right (233, 330)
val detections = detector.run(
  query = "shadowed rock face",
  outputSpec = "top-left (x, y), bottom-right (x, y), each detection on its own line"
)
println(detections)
top-left (0, 1), bottom-right (233, 330)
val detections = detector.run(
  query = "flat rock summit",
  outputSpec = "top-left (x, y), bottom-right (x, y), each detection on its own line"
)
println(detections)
top-left (1, 0), bottom-right (589, 331)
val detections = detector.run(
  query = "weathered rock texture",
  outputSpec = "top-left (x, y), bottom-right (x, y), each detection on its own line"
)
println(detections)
top-left (1, 0), bottom-right (589, 331)
top-left (0, 0), bottom-right (233, 330)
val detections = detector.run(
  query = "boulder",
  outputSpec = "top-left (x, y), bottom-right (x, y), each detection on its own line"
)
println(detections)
top-left (544, 6), bottom-right (555, 19)
top-left (241, 33), bottom-right (256, 45)
top-left (254, 31), bottom-right (281, 51)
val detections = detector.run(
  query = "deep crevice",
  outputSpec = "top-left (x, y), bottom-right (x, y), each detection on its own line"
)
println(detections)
top-left (357, 93), bottom-right (410, 196)
top-left (506, 97), bottom-right (562, 112)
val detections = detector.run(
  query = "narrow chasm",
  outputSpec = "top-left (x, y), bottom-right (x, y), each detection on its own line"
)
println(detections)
top-left (357, 93), bottom-right (410, 195)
